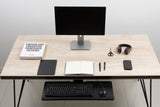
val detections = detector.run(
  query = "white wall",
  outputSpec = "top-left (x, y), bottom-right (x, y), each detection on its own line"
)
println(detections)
top-left (0, 0), bottom-right (160, 107)
top-left (107, 0), bottom-right (160, 61)
top-left (0, 0), bottom-right (159, 69)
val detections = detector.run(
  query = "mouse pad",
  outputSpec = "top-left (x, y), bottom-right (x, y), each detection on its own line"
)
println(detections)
top-left (37, 60), bottom-right (57, 75)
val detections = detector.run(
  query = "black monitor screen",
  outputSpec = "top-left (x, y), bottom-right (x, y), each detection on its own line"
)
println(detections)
top-left (55, 7), bottom-right (106, 35)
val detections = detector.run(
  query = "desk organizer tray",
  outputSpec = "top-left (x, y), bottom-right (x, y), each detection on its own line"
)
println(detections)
top-left (42, 81), bottom-right (114, 100)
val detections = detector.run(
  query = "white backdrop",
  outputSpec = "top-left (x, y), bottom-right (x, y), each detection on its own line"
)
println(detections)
top-left (0, 0), bottom-right (160, 106)
top-left (0, 0), bottom-right (159, 68)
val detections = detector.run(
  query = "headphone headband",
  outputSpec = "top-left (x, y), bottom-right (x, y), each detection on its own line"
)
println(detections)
top-left (119, 44), bottom-right (132, 48)
top-left (117, 44), bottom-right (132, 55)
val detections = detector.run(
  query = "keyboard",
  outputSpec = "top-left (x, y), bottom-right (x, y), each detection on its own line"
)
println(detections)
top-left (42, 81), bottom-right (114, 100)
top-left (45, 82), bottom-right (93, 97)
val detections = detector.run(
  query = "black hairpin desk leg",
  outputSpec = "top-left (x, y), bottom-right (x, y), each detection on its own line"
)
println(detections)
top-left (140, 79), bottom-right (152, 107)
top-left (13, 80), bottom-right (16, 107)
top-left (13, 80), bottom-right (26, 107)
top-left (150, 79), bottom-right (152, 107)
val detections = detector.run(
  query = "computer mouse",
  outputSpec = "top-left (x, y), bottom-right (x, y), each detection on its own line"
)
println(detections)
top-left (99, 89), bottom-right (107, 97)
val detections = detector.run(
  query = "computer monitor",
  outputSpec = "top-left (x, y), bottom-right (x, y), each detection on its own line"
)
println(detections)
top-left (55, 6), bottom-right (106, 50)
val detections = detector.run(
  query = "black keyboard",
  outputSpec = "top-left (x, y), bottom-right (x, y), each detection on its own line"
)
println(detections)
top-left (45, 83), bottom-right (93, 97)
top-left (42, 81), bottom-right (114, 100)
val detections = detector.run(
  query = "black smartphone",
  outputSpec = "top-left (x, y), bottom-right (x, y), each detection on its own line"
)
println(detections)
top-left (123, 60), bottom-right (132, 70)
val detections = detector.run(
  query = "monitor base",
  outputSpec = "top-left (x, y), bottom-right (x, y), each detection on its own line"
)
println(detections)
top-left (71, 41), bottom-right (90, 50)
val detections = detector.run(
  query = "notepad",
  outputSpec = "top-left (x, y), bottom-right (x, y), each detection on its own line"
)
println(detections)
top-left (65, 61), bottom-right (94, 75)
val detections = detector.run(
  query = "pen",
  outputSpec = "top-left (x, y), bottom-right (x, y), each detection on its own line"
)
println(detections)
top-left (99, 62), bottom-right (101, 72)
top-left (104, 62), bottom-right (106, 71)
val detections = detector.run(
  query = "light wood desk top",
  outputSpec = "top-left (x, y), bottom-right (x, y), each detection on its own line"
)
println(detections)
top-left (1, 34), bottom-right (160, 79)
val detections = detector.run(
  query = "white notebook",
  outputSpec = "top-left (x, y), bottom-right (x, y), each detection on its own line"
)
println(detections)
top-left (20, 42), bottom-right (46, 60)
top-left (65, 61), bottom-right (94, 75)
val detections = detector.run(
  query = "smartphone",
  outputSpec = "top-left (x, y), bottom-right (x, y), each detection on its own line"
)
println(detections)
top-left (123, 60), bottom-right (132, 70)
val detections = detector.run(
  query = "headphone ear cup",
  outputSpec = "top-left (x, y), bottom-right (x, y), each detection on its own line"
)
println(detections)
top-left (124, 47), bottom-right (131, 55)
top-left (117, 46), bottom-right (121, 54)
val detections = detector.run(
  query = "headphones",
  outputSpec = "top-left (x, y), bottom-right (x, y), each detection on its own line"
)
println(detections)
top-left (117, 44), bottom-right (132, 55)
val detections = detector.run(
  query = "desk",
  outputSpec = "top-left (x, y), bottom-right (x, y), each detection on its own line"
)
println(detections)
top-left (1, 35), bottom-right (160, 107)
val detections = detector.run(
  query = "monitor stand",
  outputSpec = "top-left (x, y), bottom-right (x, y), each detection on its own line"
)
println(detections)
top-left (71, 35), bottom-right (90, 50)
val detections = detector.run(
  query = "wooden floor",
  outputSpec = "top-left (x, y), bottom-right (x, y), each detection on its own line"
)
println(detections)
top-left (0, 80), bottom-right (160, 107)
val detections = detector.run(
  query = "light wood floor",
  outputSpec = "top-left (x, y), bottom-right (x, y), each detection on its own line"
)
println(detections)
top-left (0, 79), bottom-right (159, 107)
